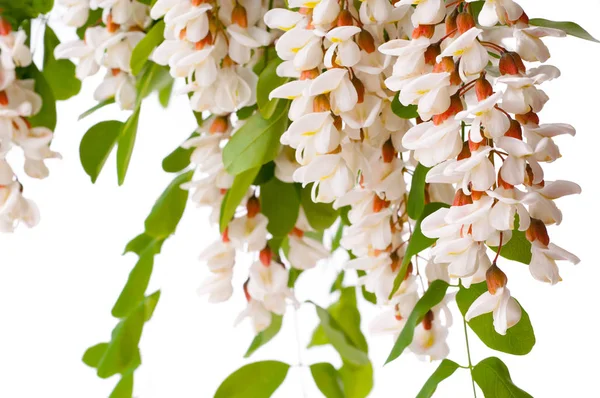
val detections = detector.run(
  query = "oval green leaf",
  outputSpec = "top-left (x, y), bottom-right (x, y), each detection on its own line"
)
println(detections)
top-left (473, 357), bottom-right (533, 398)
top-left (219, 166), bottom-right (261, 233)
top-left (257, 58), bottom-right (290, 119)
top-left (416, 359), bottom-right (460, 398)
top-left (131, 20), bottom-right (165, 76)
top-left (392, 92), bottom-right (418, 119)
top-left (301, 184), bottom-right (340, 230)
top-left (260, 178), bottom-right (300, 237)
top-left (80, 120), bottom-right (124, 183)
top-left (310, 363), bottom-right (344, 398)
top-left (244, 315), bottom-right (283, 358)
top-left (407, 164), bottom-right (430, 220)
top-left (214, 361), bottom-right (290, 398)
top-left (529, 18), bottom-right (599, 43)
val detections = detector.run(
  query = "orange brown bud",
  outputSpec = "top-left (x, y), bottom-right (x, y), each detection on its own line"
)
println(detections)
top-left (498, 173), bottom-right (514, 190)
top-left (471, 190), bottom-right (485, 201)
top-left (195, 32), bottom-right (213, 50)
top-left (243, 279), bottom-right (251, 301)
top-left (405, 261), bottom-right (413, 279)
top-left (453, 189), bottom-right (473, 206)
top-left (412, 24), bottom-right (435, 39)
top-left (337, 10), bottom-right (354, 27)
top-left (0, 91), bottom-right (8, 106)
top-left (357, 30), bottom-right (376, 53)
top-left (0, 19), bottom-right (12, 36)
top-left (468, 135), bottom-right (483, 152)
top-left (231, 3), bottom-right (248, 28)
top-left (300, 68), bottom-right (320, 80)
top-left (382, 139), bottom-right (396, 163)
top-left (457, 141), bottom-right (472, 161)
top-left (504, 118), bottom-right (523, 140)
top-left (373, 195), bottom-right (391, 213)
top-left (259, 246), bottom-right (272, 266)
top-left (290, 227), bottom-right (304, 238)
top-left (433, 94), bottom-right (463, 125)
top-left (222, 55), bottom-right (236, 68)
top-left (333, 115), bottom-right (343, 131)
top-left (457, 12), bottom-right (476, 34)
top-left (210, 116), bottom-right (229, 134)
top-left (516, 111), bottom-right (540, 127)
top-left (246, 196), bottom-right (261, 218)
top-left (499, 52), bottom-right (526, 76)
top-left (433, 56), bottom-right (461, 86)
top-left (526, 218), bottom-right (550, 247)
top-left (486, 263), bottom-right (508, 295)
top-left (313, 94), bottom-right (331, 112)
top-left (446, 9), bottom-right (458, 37)
top-left (352, 76), bottom-right (365, 104)
top-left (424, 43), bottom-right (441, 66)
top-left (475, 76), bottom-right (494, 101)
top-left (106, 14), bottom-right (120, 33)
top-left (423, 310), bottom-right (434, 330)
top-left (222, 227), bottom-right (230, 243)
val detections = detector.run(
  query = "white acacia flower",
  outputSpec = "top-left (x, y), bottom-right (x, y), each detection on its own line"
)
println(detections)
top-left (293, 153), bottom-right (354, 203)
top-left (341, 210), bottom-right (393, 255)
top-left (523, 123), bottom-right (576, 163)
top-left (235, 299), bottom-right (272, 333)
top-left (197, 269), bottom-right (234, 303)
top-left (427, 147), bottom-right (496, 194)
top-left (247, 261), bottom-right (294, 315)
top-left (324, 26), bottom-right (362, 68)
top-left (466, 287), bottom-right (521, 335)
top-left (466, 0), bottom-right (523, 27)
top-left (410, 321), bottom-right (450, 361)
top-left (58, 0), bottom-right (91, 27)
top-left (438, 27), bottom-right (488, 80)
top-left (0, 30), bottom-right (32, 70)
top-left (287, 234), bottom-right (329, 270)
top-left (396, 0), bottom-right (445, 26)
top-left (55, 27), bottom-right (111, 80)
top-left (498, 75), bottom-right (549, 115)
top-left (0, 183), bottom-right (40, 232)
top-left (529, 241), bottom-right (580, 285)
top-left (515, 27), bottom-right (566, 63)
top-left (309, 69), bottom-right (358, 115)
top-left (94, 71), bottom-right (137, 110)
top-left (198, 240), bottom-right (235, 272)
top-left (402, 119), bottom-right (462, 167)
top-left (399, 72), bottom-right (452, 121)
top-left (275, 28), bottom-right (323, 71)
top-left (524, 180), bottom-right (581, 225)
top-left (456, 91), bottom-right (510, 142)
top-left (281, 112), bottom-right (340, 165)
top-left (227, 213), bottom-right (269, 252)
top-left (497, 136), bottom-right (545, 186)
top-left (263, 9), bottom-right (304, 31)
top-left (487, 187), bottom-right (530, 232)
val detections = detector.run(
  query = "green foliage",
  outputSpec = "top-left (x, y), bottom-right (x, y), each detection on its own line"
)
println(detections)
top-left (130, 20), bottom-right (165, 76)
top-left (391, 92), bottom-right (418, 119)
top-left (80, 121), bottom-right (123, 183)
top-left (253, 162), bottom-right (276, 185)
top-left (389, 202), bottom-right (449, 298)
top-left (136, 63), bottom-right (172, 104)
top-left (338, 361), bottom-right (373, 398)
top-left (27, 65), bottom-right (57, 130)
top-left (219, 166), bottom-right (261, 232)
top-left (386, 280), bottom-right (449, 364)
top-left (0, 0), bottom-right (53, 24)
top-left (257, 58), bottom-right (290, 119)
top-left (530, 19), bottom-right (599, 42)
top-left (110, 372), bottom-right (134, 398)
top-left (407, 164), bottom-right (430, 220)
top-left (79, 98), bottom-right (116, 121)
top-left (124, 232), bottom-right (164, 256)
top-left (310, 363), bottom-right (344, 398)
top-left (260, 178), bottom-right (300, 237)
top-left (162, 131), bottom-right (198, 173)
top-left (214, 361), bottom-right (290, 398)
top-left (456, 282), bottom-right (535, 355)
top-left (473, 357), bottom-right (532, 398)
top-left (42, 26), bottom-right (81, 101)
top-left (244, 315), bottom-right (283, 358)
top-left (116, 109), bottom-right (140, 186)
top-left (82, 343), bottom-right (109, 368)
top-left (111, 251), bottom-right (156, 318)
top-left (222, 102), bottom-right (289, 175)
top-left (490, 230), bottom-right (532, 265)
top-left (301, 184), bottom-right (340, 230)
top-left (158, 79), bottom-right (174, 108)
top-left (416, 359), bottom-right (460, 398)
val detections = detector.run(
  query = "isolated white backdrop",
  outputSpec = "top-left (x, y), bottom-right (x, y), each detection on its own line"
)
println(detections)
top-left (1, 1), bottom-right (599, 397)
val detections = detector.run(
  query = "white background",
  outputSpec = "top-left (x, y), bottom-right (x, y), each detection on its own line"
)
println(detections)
top-left (1, 1), bottom-right (599, 397)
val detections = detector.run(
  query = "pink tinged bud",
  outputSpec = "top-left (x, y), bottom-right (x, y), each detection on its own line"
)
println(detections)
top-left (486, 264), bottom-right (508, 295)
top-left (499, 52), bottom-right (526, 76)
top-left (422, 310), bottom-right (434, 330)
top-left (259, 247), bottom-right (272, 266)
top-left (457, 141), bottom-right (472, 161)
top-left (231, 4), bottom-right (248, 28)
top-left (453, 189), bottom-right (473, 207)
top-left (526, 218), bottom-right (550, 247)
top-left (504, 118), bottom-right (523, 140)
top-left (337, 10), bottom-right (354, 27)
top-left (357, 30), bottom-right (376, 53)
top-left (516, 111), bottom-right (540, 126)
top-left (433, 94), bottom-right (463, 125)
top-left (412, 25), bottom-right (435, 39)
top-left (0, 91), bottom-right (8, 106)
top-left (475, 77), bottom-right (494, 101)
top-left (313, 94), bottom-right (331, 113)
top-left (210, 116), bottom-right (229, 134)
top-left (424, 44), bottom-right (441, 66)
top-left (446, 10), bottom-right (458, 37)
top-left (382, 139), bottom-right (396, 163)
top-left (246, 196), bottom-right (261, 218)
top-left (456, 12), bottom-right (476, 34)
top-left (433, 57), bottom-right (460, 86)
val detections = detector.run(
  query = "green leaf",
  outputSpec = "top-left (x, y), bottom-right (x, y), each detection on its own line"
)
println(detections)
top-left (356, 270), bottom-right (377, 305)
top-left (82, 343), bottom-right (108, 369)
top-left (222, 103), bottom-right (288, 175)
top-left (301, 184), bottom-right (340, 230)
top-left (144, 171), bottom-right (193, 239)
top-left (407, 164), bottom-right (430, 220)
top-left (111, 252), bottom-right (155, 318)
top-left (33, 0), bottom-right (54, 13)
top-left (385, 280), bottom-right (449, 364)
top-left (162, 131), bottom-right (198, 173)
top-left (253, 162), bottom-right (275, 185)
top-left (158, 78), bottom-right (174, 108)
top-left (416, 359), bottom-right (460, 398)
top-left (339, 361), bottom-right (373, 398)
top-left (392, 92), bottom-right (418, 119)
top-left (310, 363), bottom-right (344, 398)
top-left (237, 105), bottom-right (257, 120)
top-left (490, 230), bottom-right (532, 265)
top-left (456, 282), bottom-right (535, 355)
top-left (260, 178), bottom-right (300, 237)
top-left (136, 63), bottom-right (172, 106)
top-left (473, 357), bottom-right (532, 398)
top-left (244, 315), bottom-right (283, 358)
top-left (124, 233), bottom-right (164, 256)
top-left (288, 267), bottom-right (303, 288)
top-left (389, 202), bottom-right (449, 299)
top-left (110, 373), bottom-right (134, 398)
top-left (80, 120), bottom-right (124, 183)
top-left (530, 18), bottom-right (599, 43)
top-left (27, 65), bottom-right (57, 130)
top-left (79, 98), bottom-right (116, 121)
top-left (214, 361), bottom-right (290, 398)
top-left (42, 26), bottom-right (81, 100)
top-left (116, 109), bottom-right (140, 185)
top-left (331, 221), bottom-right (344, 251)
top-left (257, 57), bottom-right (290, 119)
top-left (130, 20), bottom-right (165, 76)
top-left (219, 166), bottom-right (261, 233)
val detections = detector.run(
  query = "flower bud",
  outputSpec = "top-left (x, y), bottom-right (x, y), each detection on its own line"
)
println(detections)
top-left (352, 76), bottom-right (365, 104)
top-left (471, 190), bottom-right (485, 201)
top-left (516, 111), bottom-right (539, 127)
top-left (405, 261), bottom-right (413, 279)
top-left (0, 19), bottom-right (12, 36)
top-left (498, 173), bottom-right (514, 190)
top-left (382, 138), bottom-right (396, 163)
top-left (412, 24), bottom-right (435, 39)
top-left (394, 304), bottom-right (403, 321)
top-left (524, 164), bottom-right (535, 187)
top-left (475, 76), bottom-right (494, 101)
top-left (222, 55), bottom-right (236, 68)
top-left (0, 91), bottom-right (9, 106)
top-left (357, 30), bottom-right (376, 53)
top-left (231, 3), bottom-right (248, 28)
top-left (290, 227), bottom-right (304, 238)
top-left (222, 227), bottom-right (230, 243)
top-left (453, 189), bottom-right (473, 206)
top-left (313, 94), bottom-right (331, 112)
top-left (468, 135), bottom-right (482, 152)
top-left (301, 69), bottom-right (320, 80)
top-left (390, 251), bottom-right (400, 272)
top-left (192, 0), bottom-right (210, 5)
top-left (445, 9), bottom-right (458, 37)
top-left (333, 115), bottom-right (343, 131)
top-left (246, 196), bottom-right (261, 218)
top-left (337, 10), bottom-right (354, 26)
top-left (259, 246), bottom-right (272, 266)
top-left (195, 31), bottom-right (213, 50)
top-left (433, 94), bottom-right (463, 125)
top-left (424, 43), bottom-right (441, 66)
top-left (457, 12), bottom-right (476, 34)
top-left (423, 310), bottom-right (434, 330)
top-left (486, 263), bottom-right (508, 295)
top-left (373, 194), bottom-right (391, 213)
top-left (433, 57), bottom-right (460, 86)
top-left (526, 218), bottom-right (550, 247)
top-left (499, 52), bottom-right (526, 76)
top-left (457, 141), bottom-right (471, 161)
top-left (210, 116), bottom-right (229, 134)
top-left (107, 14), bottom-right (120, 33)
top-left (504, 118), bottom-right (523, 140)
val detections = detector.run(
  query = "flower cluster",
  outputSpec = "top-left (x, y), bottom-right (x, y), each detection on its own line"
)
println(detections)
top-left (54, 0), bottom-right (152, 110)
top-left (0, 20), bottom-right (60, 232)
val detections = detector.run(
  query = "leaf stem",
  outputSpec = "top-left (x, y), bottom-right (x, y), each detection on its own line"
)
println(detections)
top-left (462, 315), bottom-right (478, 398)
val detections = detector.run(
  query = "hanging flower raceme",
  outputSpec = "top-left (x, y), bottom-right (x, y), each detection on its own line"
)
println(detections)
top-left (0, 20), bottom-right (60, 232)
